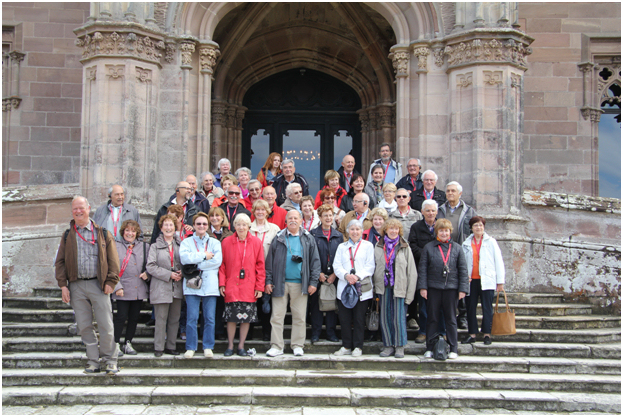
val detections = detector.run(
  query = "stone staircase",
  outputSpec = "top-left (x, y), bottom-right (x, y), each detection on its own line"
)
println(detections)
top-left (2, 288), bottom-right (621, 413)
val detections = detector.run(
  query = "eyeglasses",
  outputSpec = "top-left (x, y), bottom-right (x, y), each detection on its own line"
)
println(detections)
top-left (292, 190), bottom-right (302, 195)
top-left (407, 164), bottom-right (419, 168)
top-left (423, 179), bottom-right (435, 182)
top-left (324, 196), bottom-right (335, 200)
top-left (195, 222), bottom-right (209, 226)
top-left (353, 200), bottom-right (365, 204)
top-left (228, 192), bottom-right (241, 196)
top-left (396, 195), bottom-right (409, 199)
top-left (249, 188), bottom-right (261, 192)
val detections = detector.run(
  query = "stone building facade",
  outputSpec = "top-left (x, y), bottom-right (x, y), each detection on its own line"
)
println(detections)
top-left (2, 2), bottom-right (621, 312)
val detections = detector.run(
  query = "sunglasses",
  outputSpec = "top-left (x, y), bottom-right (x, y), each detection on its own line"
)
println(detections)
top-left (292, 191), bottom-right (302, 195)
top-left (396, 195), bottom-right (409, 199)
top-left (195, 222), bottom-right (209, 226)
top-left (324, 196), bottom-right (336, 200)
top-left (228, 192), bottom-right (241, 196)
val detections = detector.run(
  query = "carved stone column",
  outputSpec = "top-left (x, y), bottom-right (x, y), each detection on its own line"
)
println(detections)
top-left (389, 45), bottom-right (410, 167)
top-left (197, 42), bottom-right (220, 173)
top-left (73, 24), bottom-right (166, 211)
top-left (357, 110), bottom-right (370, 168)
top-left (225, 106), bottom-right (237, 166)
top-left (179, 39), bottom-right (196, 177)
top-left (234, 107), bottom-right (247, 169)
top-left (444, 31), bottom-right (533, 215)
top-left (210, 100), bottom-right (227, 170)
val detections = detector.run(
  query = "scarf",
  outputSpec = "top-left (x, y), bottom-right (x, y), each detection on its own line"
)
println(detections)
top-left (384, 235), bottom-right (400, 287)
top-left (368, 227), bottom-right (381, 246)
top-left (373, 181), bottom-right (383, 203)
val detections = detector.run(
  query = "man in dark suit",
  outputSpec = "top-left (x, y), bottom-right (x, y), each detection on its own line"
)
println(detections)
top-left (410, 170), bottom-right (446, 212)
top-left (219, 185), bottom-right (251, 231)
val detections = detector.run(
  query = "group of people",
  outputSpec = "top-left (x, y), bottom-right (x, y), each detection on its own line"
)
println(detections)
top-left (54, 142), bottom-right (505, 375)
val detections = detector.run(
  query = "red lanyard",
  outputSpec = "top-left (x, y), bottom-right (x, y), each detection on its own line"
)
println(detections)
top-left (193, 238), bottom-right (208, 252)
top-left (254, 230), bottom-right (267, 247)
top-left (383, 244), bottom-right (396, 268)
top-left (382, 160), bottom-right (391, 181)
top-left (74, 221), bottom-right (96, 245)
top-left (303, 214), bottom-right (314, 231)
top-left (356, 212), bottom-right (362, 220)
top-left (119, 244), bottom-right (134, 278)
top-left (109, 205), bottom-right (121, 236)
top-left (227, 205), bottom-right (238, 222)
top-left (348, 240), bottom-right (363, 269)
top-left (438, 243), bottom-right (452, 266)
top-left (168, 243), bottom-right (175, 268)
top-left (410, 177), bottom-right (416, 190)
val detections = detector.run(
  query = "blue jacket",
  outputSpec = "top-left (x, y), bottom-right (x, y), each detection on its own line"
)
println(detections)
top-left (179, 233), bottom-right (223, 296)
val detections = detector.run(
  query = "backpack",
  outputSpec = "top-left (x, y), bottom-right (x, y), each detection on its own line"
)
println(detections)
top-left (433, 335), bottom-right (449, 361)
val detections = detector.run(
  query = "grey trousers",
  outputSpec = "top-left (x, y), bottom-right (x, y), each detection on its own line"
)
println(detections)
top-left (69, 279), bottom-right (117, 368)
top-left (154, 298), bottom-right (182, 351)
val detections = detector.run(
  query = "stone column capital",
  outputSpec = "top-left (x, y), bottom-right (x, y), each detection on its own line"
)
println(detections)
top-left (199, 42), bottom-right (221, 74)
top-left (8, 51), bottom-right (25, 64)
top-left (389, 45), bottom-right (410, 78)
top-left (358, 110), bottom-right (370, 133)
top-left (412, 45), bottom-right (431, 72)
top-left (211, 101), bottom-right (227, 126)
top-left (179, 39), bottom-right (196, 69)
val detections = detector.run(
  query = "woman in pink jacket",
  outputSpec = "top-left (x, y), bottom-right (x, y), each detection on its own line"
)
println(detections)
top-left (218, 214), bottom-right (266, 357)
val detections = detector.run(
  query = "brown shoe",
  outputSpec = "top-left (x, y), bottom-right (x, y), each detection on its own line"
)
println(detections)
top-left (415, 334), bottom-right (426, 344)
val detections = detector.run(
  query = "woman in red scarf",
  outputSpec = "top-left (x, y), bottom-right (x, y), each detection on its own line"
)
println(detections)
top-left (314, 170), bottom-right (347, 209)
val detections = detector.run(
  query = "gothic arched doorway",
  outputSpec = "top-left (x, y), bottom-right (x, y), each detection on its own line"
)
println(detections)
top-left (242, 68), bottom-right (362, 193)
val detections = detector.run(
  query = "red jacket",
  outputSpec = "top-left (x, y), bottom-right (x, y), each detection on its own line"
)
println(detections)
top-left (241, 196), bottom-right (260, 211)
top-left (212, 195), bottom-right (227, 208)
top-left (218, 233), bottom-right (266, 303)
top-left (314, 186), bottom-right (347, 209)
top-left (267, 202), bottom-right (287, 229)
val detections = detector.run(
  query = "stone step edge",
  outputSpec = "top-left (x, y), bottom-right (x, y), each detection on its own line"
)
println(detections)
top-left (2, 385), bottom-right (621, 412)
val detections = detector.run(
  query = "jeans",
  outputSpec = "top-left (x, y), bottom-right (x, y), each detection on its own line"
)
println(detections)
top-left (179, 298), bottom-right (187, 334)
top-left (185, 295), bottom-right (217, 351)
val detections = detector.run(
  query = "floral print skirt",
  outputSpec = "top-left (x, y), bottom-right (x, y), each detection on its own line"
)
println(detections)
top-left (223, 301), bottom-right (258, 323)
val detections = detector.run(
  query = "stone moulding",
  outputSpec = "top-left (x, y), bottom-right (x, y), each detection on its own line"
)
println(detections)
top-left (2, 97), bottom-right (22, 112)
top-left (522, 190), bottom-right (621, 214)
top-left (2, 183), bottom-right (80, 203)
top-left (442, 30), bottom-right (533, 71)
top-left (74, 24), bottom-right (166, 67)
top-left (497, 232), bottom-right (620, 254)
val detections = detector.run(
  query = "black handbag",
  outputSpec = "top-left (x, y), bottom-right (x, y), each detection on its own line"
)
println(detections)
top-left (433, 335), bottom-right (449, 361)
top-left (366, 296), bottom-right (380, 331)
top-left (182, 264), bottom-right (202, 289)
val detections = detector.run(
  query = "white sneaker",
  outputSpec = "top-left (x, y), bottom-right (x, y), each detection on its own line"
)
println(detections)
top-left (333, 347), bottom-right (352, 356)
top-left (123, 341), bottom-right (137, 355)
top-left (184, 350), bottom-right (195, 359)
top-left (352, 348), bottom-right (362, 357)
top-left (448, 352), bottom-right (458, 359)
top-left (293, 347), bottom-right (304, 356)
top-left (424, 351), bottom-right (433, 358)
top-left (266, 347), bottom-right (284, 357)
top-left (116, 343), bottom-right (124, 357)
top-left (204, 349), bottom-right (213, 358)
top-left (407, 318), bottom-right (419, 329)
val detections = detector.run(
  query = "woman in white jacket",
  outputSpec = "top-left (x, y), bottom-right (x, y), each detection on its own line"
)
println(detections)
top-left (461, 216), bottom-right (505, 346)
top-left (179, 212), bottom-right (223, 358)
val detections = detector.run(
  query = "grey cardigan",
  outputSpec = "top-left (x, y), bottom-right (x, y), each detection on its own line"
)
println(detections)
top-left (112, 239), bottom-right (150, 301)
top-left (265, 229), bottom-right (321, 297)
top-left (146, 235), bottom-right (183, 304)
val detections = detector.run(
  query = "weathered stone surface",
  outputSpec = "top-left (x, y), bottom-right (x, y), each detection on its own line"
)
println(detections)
top-left (84, 405), bottom-right (149, 415)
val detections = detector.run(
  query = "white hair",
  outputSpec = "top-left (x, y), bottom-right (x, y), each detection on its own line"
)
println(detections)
top-left (347, 219), bottom-right (364, 231)
top-left (408, 158), bottom-right (421, 166)
top-left (282, 159), bottom-right (295, 167)
top-left (107, 185), bottom-right (124, 197)
top-left (233, 213), bottom-right (252, 227)
top-left (285, 182), bottom-right (302, 197)
top-left (248, 179), bottom-right (262, 189)
top-left (446, 181), bottom-right (463, 193)
top-left (421, 199), bottom-right (438, 212)
top-left (422, 169), bottom-right (438, 182)
top-left (201, 171), bottom-right (215, 182)
top-left (235, 167), bottom-right (252, 179)
top-left (218, 158), bottom-right (231, 170)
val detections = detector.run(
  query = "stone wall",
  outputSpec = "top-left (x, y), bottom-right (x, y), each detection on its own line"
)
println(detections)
top-left (2, 2), bottom-right (90, 186)
top-left (518, 2), bottom-right (621, 195)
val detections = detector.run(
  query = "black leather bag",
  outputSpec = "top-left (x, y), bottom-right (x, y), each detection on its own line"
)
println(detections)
top-left (433, 335), bottom-right (449, 361)
top-left (182, 264), bottom-right (202, 289)
top-left (365, 296), bottom-right (379, 331)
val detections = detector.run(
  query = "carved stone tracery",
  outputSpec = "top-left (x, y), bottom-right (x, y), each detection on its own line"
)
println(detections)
top-left (389, 50), bottom-right (409, 78)
top-left (75, 31), bottom-right (165, 65)
top-left (211, 102), bottom-right (227, 126)
top-left (444, 37), bottom-right (532, 69)
top-left (180, 41), bottom-right (196, 68)
top-left (136, 67), bottom-right (152, 83)
top-left (413, 46), bottom-right (431, 71)
top-left (456, 72), bottom-right (473, 88)
top-left (200, 45), bottom-right (221, 72)
top-left (483, 70), bottom-right (503, 86)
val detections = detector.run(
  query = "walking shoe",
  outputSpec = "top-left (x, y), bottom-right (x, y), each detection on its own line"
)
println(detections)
top-left (333, 347), bottom-right (352, 356)
top-left (105, 363), bottom-right (119, 375)
top-left (223, 348), bottom-right (234, 357)
top-left (461, 335), bottom-right (476, 344)
top-left (395, 346), bottom-right (405, 358)
top-left (237, 348), bottom-right (248, 357)
top-left (352, 348), bottom-right (362, 357)
top-left (84, 364), bottom-right (101, 373)
top-left (123, 341), bottom-right (137, 355)
top-left (154, 351), bottom-right (164, 357)
top-left (327, 335), bottom-right (340, 343)
top-left (266, 347), bottom-right (284, 357)
top-left (116, 343), bottom-right (124, 357)
top-left (311, 336), bottom-right (320, 343)
top-left (180, 333), bottom-right (186, 341)
top-left (415, 334), bottom-right (426, 343)
top-left (379, 347), bottom-right (395, 357)
top-left (407, 318), bottom-right (419, 330)
top-left (68, 322), bottom-right (78, 336)
top-left (457, 318), bottom-right (468, 329)
top-left (448, 352), bottom-right (459, 359)
top-left (145, 318), bottom-right (155, 326)
top-left (184, 350), bottom-right (195, 359)
top-left (483, 336), bottom-right (492, 345)
top-left (293, 347), bottom-right (304, 356)
top-left (423, 351), bottom-right (433, 358)
top-left (164, 348), bottom-right (180, 355)
top-left (204, 349), bottom-right (213, 358)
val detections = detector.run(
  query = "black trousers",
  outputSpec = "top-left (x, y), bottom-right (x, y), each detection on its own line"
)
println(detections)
top-left (426, 288), bottom-right (459, 353)
top-left (466, 279), bottom-right (495, 335)
top-left (114, 299), bottom-right (143, 343)
top-left (214, 295), bottom-right (226, 336)
top-left (338, 298), bottom-right (369, 350)
top-left (457, 298), bottom-right (467, 319)
top-left (309, 288), bottom-right (337, 339)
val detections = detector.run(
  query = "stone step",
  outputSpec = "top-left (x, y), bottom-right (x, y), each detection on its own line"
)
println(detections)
top-left (476, 303), bottom-right (593, 316)
top-left (2, 385), bottom-right (620, 412)
top-left (3, 367), bottom-right (620, 393)
top-left (4, 351), bottom-right (620, 375)
top-left (513, 315), bottom-right (621, 330)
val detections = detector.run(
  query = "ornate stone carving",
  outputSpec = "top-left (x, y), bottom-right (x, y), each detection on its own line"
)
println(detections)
top-left (211, 102), bottom-right (227, 126)
top-left (2, 97), bottom-right (21, 112)
top-left (511, 73), bottom-right (521, 89)
top-left (413, 46), bottom-right (430, 71)
top-left (389, 50), bottom-right (409, 78)
top-left (444, 38), bottom-right (532, 69)
top-left (359, 112), bottom-right (369, 133)
top-left (200, 46), bottom-right (220, 72)
top-left (456, 72), bottom-right (473, 88)
top-left (368, 111), bottom-right (378, 130)
top-left (180, 41), bottom-right (196, 68)
top-left (164, 42), bottom-right (176, 64)
top-left (432, 47), bottom-right (444, 67)
top-left (483, 70), bottom-right (503, 86)
top-left (235, 108), bottom-right (245, 130)
top-left (581, 107), bottom-right (604, 123)
top-left (225, 107), bottom-right (237, 129)
top-left (105, 65), bottom-right (124, 79)
top-left (136, 67), bottom-right (152, 83)
top-left (75, 31), bottom-right (165, 65)
top-left (86, 66), bottom-right (97, 81)
top-left (8, 51), bottom-right (25, 64)
top-left (579, 59), bottom-right (620, 121)
top-left (378, 107), bottom-right (393, 128)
